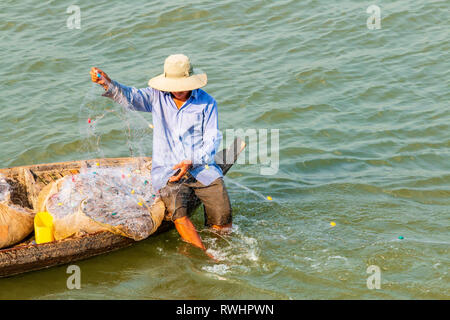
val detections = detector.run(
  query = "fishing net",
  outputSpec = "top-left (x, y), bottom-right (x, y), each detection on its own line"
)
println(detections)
top-left (0, 176), bottom-right (9, 203)
top-left (37, 81), bottom-right (165, 242)
top-left (36, 165), bottom-right (165, 241)
top-left (78, 83), bottom-right (153, 161)
top-left (0, 174), bottom-right (35, 248)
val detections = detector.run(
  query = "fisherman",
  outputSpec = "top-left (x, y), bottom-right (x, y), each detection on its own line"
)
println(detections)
top-left (90, 54), bottom-right (232, 255)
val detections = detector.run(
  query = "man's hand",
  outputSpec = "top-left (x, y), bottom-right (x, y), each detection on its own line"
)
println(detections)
top-left (169, 159), bottom-right (192, 182)
top-left (90, 67), bottom-right (111, 91)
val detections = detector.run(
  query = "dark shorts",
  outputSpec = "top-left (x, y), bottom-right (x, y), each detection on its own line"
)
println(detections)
top-left (159, 176), bottom-right (232, 227)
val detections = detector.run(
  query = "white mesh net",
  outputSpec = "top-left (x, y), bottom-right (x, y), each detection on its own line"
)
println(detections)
top-left (0, 174), bottom-right (10, 203)
top-left (41, 164), bottom-right (162, 241)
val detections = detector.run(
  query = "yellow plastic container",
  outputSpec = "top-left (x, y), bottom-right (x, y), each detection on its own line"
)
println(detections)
top-left (34, 211), bottom-right (55, 244)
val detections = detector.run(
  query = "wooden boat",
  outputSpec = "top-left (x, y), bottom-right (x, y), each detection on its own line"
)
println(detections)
top-left (0, 138), bottom-right (245, 278)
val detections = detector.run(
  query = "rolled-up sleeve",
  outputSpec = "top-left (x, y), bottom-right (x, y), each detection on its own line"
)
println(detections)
top-left (192, 100), bottom-right (222, 165)
top-left (102, 80), bottom-right (153, 112)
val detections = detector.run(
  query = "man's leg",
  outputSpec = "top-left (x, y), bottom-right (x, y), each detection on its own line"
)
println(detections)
top-left (173, 216), bottom-right (206, 250)
top-left (159, 180), bottom-right (207, 250)
top-left (191, 178), bottom-right (232, 233)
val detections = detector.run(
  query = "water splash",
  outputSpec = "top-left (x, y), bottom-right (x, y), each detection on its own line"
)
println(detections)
top-left (201, 224), bottom-right (261, 276)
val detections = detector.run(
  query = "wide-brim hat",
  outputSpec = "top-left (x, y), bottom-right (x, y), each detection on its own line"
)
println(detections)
top-left (148, 54), bottom-right (207, 92)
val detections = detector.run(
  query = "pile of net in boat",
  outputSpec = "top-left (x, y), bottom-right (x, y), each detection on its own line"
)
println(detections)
top-left (36, 166), bottom-right (165, 241)
top-left (0, 176), bottom-right (9, 203)
top-left (0, 174), bottom-right (36, 248)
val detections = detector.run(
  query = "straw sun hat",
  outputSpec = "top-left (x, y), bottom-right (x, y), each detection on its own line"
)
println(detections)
top-left (148, 54), bottom-right (207, 92)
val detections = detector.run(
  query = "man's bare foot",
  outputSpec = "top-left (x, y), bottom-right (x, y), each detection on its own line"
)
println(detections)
top-left (211, 223), bottom-right (233, 234)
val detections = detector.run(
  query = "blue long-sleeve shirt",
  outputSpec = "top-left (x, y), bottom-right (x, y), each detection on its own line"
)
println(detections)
top-left (103, 80), bottom-right (223, 192)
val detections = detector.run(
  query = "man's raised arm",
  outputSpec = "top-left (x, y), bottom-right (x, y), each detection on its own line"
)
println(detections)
top-left (90, 67), bottom-right (153, 112)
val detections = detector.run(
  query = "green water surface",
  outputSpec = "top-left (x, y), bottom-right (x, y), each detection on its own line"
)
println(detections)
top-left (0, 0), bottom-right (449, 299)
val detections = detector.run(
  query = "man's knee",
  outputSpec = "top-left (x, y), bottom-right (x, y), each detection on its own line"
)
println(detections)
top-left (159, 182), bottom-right (191, 221)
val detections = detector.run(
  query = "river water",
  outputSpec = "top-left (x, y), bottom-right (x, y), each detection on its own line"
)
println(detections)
top-left (0, 0), bottom-right (448, 299)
